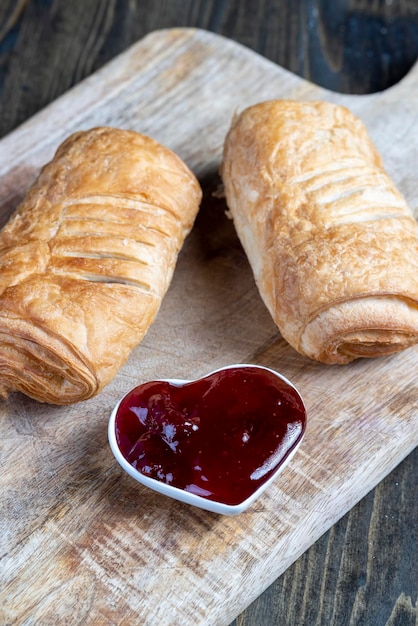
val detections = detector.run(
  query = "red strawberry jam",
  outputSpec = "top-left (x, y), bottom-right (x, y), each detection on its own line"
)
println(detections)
top-left (115, 366), bottom-right (306, 506)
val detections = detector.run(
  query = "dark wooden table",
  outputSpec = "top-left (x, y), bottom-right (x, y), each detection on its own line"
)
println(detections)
top-left (1, 2), bottom-right (417, 624)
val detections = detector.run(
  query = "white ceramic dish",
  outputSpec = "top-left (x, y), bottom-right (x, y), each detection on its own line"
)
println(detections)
top-left (108, 364), bottom-right (306, 516)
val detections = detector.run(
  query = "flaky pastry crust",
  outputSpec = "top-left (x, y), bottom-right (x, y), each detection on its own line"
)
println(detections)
top-left (0, 127), bottom-right (202, 403)
top-left (221, 100), bottom-right (418, 364)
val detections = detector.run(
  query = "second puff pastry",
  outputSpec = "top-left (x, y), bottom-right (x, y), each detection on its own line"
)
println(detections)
top-left (221, 100), bottom-right (418, 364)
top-left (0, 127), bottom-right (202, 403)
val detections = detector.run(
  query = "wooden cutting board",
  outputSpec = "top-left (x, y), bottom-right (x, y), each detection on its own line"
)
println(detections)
top-left (1, 28), bottom-right (417, 626)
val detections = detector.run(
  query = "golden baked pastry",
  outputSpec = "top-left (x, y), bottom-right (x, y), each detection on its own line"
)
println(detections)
top-left (221, 100), bottom-right (418, 364)
top-left (0, 127), bottom-right (202, 403)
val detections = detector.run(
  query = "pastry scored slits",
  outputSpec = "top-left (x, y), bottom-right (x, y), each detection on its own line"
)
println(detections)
top-left (51, 198), bottom-right (183, 292)
top-left (0, 127), bottom-right (202, 403)
top-left (289, 161), bottom-right (408, 227)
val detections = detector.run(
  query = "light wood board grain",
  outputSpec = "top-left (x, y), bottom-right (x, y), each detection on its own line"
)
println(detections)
top-left (1, 28), bottom-right (417, 626)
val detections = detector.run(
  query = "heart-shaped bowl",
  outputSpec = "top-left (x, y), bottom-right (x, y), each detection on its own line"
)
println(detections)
top-left (108, 364), bottom-right (306, 515)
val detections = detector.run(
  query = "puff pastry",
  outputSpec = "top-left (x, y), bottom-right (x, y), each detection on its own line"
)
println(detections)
top-left (0, 127), bottom-right (201, 403)
top-left (221, 100), bottom-right (418, 364)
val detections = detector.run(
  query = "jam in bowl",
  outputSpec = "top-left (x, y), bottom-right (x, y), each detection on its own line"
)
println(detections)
top-left (108, 364), bottom-right (307, 515)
